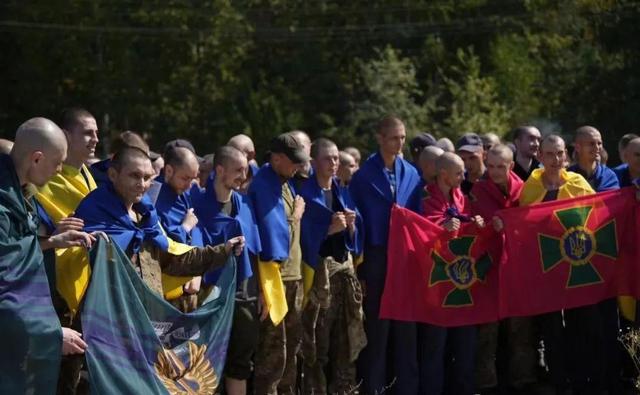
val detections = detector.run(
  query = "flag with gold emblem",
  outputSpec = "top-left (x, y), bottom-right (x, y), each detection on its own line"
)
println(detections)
top-left (80, 238), bottom-right (235, 393)
top-left (498, 188), bottom-right (636, 317)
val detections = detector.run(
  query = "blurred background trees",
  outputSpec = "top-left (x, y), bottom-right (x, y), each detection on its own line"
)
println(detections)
top-left (1, 0), bottom-right (639, 161)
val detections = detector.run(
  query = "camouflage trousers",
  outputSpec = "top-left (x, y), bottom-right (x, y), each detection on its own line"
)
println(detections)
top-left (254, 279), bottom-right (304, 395)
top-left (475, 317), bottom-right (538, 390)
top-left (302, 257), bottom-right (366, 395)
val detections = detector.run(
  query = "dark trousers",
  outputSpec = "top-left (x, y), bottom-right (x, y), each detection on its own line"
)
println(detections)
top-left (418, 324), bottom-right (476, 395)
top-left (357, 246), bottom-right (419, 394)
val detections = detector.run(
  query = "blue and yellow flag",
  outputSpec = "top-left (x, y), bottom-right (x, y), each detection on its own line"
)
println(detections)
top-left (81, 238), bottom-right (235, 393)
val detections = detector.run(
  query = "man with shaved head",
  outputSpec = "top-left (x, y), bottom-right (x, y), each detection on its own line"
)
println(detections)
top-left (512, 126), bottom-right (542, 181)
top-left (614, 133), bottom-right (638, 171)
top-left (567, 126), bottom-right (622, 393)
top-left (337, 150), bottom-right (357, 186)
top-left (154, 146), bottom-right (203, 312)
top-left (418, 145), bottom-right (444, 185)
top-left (0, 138), bottom-right (13, 154)
top-left (193, 145), bottom-right (262, 395)
top-left (228, 133), bottom-right (258, 168)
top-left (520, 134), bottom-right (593, 393)
top-left (614, 136), bottom-right (640, 187)
top-left (481, 132), bottom-right (501, 151)
top-left (1, 117), bottom-right (96, 393)
top-left (343, 146), bottom-right (361, 169)
top-left (349, 116), bottom-right (423, 393)
top-left (35, 108), bottom-right (102, 394)
top-left (89, 130), bottom-right (149, 187)
top-left (470, 145), bottom-right (536, 393)
top-left (421, 152), bottom-right (484, 395)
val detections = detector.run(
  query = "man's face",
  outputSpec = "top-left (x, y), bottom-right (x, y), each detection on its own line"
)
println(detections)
top-left (442, 161), bottom-right (465, 189)
top-left (486, 152), bottom-right (513, 186)
top-left (515, 128), bottom-right (541, 159)
top-left (575, 131), bottom-right (603, 164)
top-left (109, 157), bottom-right (155, 205)
top-left (218, 155), bottom-right (248, 191)
top-left (313, 146), bottom-right (339, 180)
top-left (376, 126), bottom-right (406, 157)
top-left (30, 147), bottom-right (66, 187)
top-left (540, 140), bottom-right (566, 174)
top-left (337, 155), bottom-right (357, 184)
top-left (273, 153), bottom-right (301, 180)
top-left (627, 142), bottom-right (640, 174)
top-left (165, 162), bottom-right (199, 195)
top-left (457, 149), bottom-right (484, 176)
top-left (65, 116), bottom-right (99, 162)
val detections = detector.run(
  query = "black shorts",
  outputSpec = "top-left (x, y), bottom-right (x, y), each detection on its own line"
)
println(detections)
top-left (224, 299), bottom-right (260, 380)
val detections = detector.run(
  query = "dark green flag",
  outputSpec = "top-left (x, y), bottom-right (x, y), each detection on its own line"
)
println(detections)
top-left (81, 238), bottom-right (236, 394)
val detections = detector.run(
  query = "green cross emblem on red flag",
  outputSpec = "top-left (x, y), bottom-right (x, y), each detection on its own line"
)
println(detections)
top-left (429, 236), bottom-right (492, 307)
top-left (538, 205), bottom-right (618, 288)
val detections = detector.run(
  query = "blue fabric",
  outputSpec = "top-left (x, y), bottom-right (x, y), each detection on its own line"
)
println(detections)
top-left (89, 158), bottom-right (111, 188)
top-left (75, 182), bottom-right (170, 254)
top-left (348, 152), bottom-right (422, 248)
top-left (567, 163), bottom-right (620, 192)
top-left (153, 174), bottom-right (203, 247)
top-left (193, 173), bottom-right (261, 283)
top-left (247, 163), bottom-right (294, 262)
top-left (299, 176), bottom-right (363, 269)
top-left (613, 164), bottom-right (633, 187)
top-left (250, 162), bottom-right (260, 177)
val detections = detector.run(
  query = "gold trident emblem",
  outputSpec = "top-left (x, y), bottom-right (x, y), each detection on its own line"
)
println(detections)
top-left (452, 260), bottom-right (471, 284)
top-left (569, 231), bottom-right (587, 259)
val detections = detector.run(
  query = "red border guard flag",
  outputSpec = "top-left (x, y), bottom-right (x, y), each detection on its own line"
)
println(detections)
top-left (498, 188), bottom-right (636, 318)
top-left (380, 205), bottom-right (499, 327)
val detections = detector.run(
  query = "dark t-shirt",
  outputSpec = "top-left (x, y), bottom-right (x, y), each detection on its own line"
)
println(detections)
top-left (318, 187), bottom-right (349, 263)
top-left (514, 157), bottom-right (540, 181)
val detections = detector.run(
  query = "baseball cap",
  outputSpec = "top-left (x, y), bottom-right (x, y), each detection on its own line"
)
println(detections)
top-left (269, 134), bottom-right (310, 164)
top-left (409, 132), bottom-right (437, 156)
top-left (456, 133), bottom-right (483, 153)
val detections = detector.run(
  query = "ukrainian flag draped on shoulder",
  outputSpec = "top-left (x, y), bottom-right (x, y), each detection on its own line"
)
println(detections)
top-left (36, 164), bottom-right (97, 223)
top-left (248, 164), bottom-right (291, 324)
top-left (348, 152), bottom-right (422, 248)
top-left (66, 183), bottom-right (193, 312)
top-left (194, 172), bottom-right (261, 285)
top-left (299, 176), bottom-right (363, 295)
top-left (81, 238), bottom-right (235, 394)
top-left (520, 168), bottom-right (594, 205)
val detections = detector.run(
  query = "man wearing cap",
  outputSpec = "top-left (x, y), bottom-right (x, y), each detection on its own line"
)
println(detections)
top-left (349, 116), bottom-right (423, 394)
top-left (249, 133), bottom-right (307, 394)
top-left (511, 126), bottom-right (542, 181)
top-left (456, 133), bottom-right (486, 196)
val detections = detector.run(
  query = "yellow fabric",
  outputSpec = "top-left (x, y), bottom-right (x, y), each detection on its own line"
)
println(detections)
top-left (302, 261), bottom-right (315, 306)
top-left (258, 260), bottom-right (288, 325)
top-left (36, 164), bottom-right (98, 315)
top-left (37, 164), bottom-right (97, 223)
top-left (354, 254), bottom-right (364, 268)
top-left (519, 168), bottom-right (595, 206)
top-left (619, 296), bottom-right (636, 322)
top-left (36, 165), bottom-right (195, 311)
top-left (161, 238), bottom-right (196, 300)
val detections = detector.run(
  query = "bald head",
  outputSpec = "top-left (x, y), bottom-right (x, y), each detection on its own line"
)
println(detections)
top-left (574, 126), bottom-right (603, 164)
top-left (343, 147), bottom-right (361, 166)
top-left (436, 152), bottom-right (465, 189)
top-left (228, 134), bottom-right (256, 161)
top-left (11, 118), bottom-right (68, 186)
top-left (164, 146), bottom-right (199, 170)
top-left (419, 146), bottom-right (444, 183)
top-left (437, 137), bottom-right (455, 153)
top-left (164, 147), bottom-right (199, 195)
top-left (0, 138), bottom-right (13, 155)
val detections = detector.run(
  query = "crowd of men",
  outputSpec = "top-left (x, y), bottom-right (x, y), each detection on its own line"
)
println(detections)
top-left (1, 107), bottom-right (640, 395)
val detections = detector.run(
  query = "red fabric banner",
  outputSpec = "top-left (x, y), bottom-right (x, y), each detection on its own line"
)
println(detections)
top-left (380, 205), bottom-right (499, 327)
top-left (498, 188), bottom-right (637, 318)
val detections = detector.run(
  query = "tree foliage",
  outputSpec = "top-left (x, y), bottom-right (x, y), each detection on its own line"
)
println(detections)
top-left (1, 0), bottom-right (639, 161)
